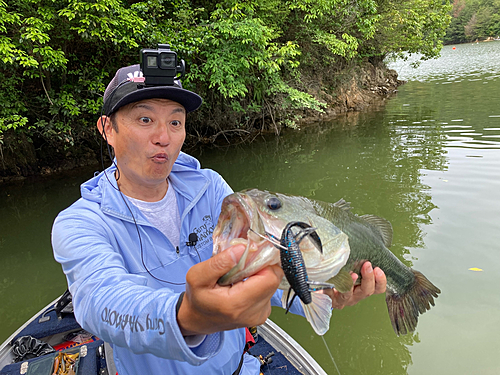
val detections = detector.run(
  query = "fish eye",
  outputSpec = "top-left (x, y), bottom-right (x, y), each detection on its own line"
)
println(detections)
top-left (266, 197), bottom-right (282, 210)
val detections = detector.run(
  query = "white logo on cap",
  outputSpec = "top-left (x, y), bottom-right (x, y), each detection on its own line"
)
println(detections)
top-left (127, 70), bottom-right (145, 83)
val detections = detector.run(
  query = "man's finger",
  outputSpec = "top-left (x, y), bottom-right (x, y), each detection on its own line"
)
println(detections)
top-left (373, 267), bottom-right (387, 294)
top-left (340, 288), bottom-right (353, 301)
top-left (229, 264), bottom-right (283, 302)
top-left (357, 262), bottom-right (375, 296)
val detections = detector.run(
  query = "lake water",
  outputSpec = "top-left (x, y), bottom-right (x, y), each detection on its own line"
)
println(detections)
top-left (1, 41), bottom-right (500, 374)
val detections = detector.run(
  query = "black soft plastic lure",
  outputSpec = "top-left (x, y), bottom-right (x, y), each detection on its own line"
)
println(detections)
top-left (268, 221), bottom-right (323, 313)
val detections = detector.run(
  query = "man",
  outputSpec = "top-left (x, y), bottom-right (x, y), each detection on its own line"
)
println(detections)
top-left (52, 63), bottom-right (386, 374)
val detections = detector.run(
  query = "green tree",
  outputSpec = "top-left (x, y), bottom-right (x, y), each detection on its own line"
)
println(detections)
top-left (444, 0), bottom-right (500, 43)
top-left (363, 0), bottom-right (452, 61)
top-left (0, 0), bottom-right (452, 176)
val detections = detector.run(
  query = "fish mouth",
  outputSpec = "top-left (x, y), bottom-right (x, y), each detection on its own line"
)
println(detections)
top-left (213, 191), bottom-right (266, 252)
top-left (213, 191), bottom-right (280, 284)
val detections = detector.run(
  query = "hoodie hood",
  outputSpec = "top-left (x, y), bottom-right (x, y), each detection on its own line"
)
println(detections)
top-left (173, 151), bottom-right (201, 170)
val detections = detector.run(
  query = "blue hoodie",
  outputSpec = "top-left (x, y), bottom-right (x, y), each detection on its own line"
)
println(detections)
top-left (52, 152), bottom-right (270, 374)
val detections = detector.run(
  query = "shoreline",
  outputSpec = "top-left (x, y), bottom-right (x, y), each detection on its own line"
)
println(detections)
top-left (0, 64), bottom-right (404, 184)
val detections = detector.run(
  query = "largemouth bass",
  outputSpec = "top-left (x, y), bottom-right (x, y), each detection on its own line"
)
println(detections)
top-left (214, 191), bottom-right (351, 335)
top-left (213, 189), bottom-right (440, 336)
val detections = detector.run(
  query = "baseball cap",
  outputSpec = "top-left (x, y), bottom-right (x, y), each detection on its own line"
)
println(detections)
top-left (102, 64), bottom-right (203, 115)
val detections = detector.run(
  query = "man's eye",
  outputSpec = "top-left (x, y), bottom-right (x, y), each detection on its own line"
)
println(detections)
top-left (140, 117), bottom-right (152, 124)
top-left (171, 120), bottom-right (182, 126)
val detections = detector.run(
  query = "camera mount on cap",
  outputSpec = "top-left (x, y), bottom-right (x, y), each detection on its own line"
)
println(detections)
top-left (140, 44), bottom-right (185, 86)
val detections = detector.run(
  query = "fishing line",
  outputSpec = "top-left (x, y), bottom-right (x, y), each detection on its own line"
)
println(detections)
top-left (265, 361), bottom-right (273, 375)
top-left (320, 335), bottom-right (341, 375)
top-left (99, 85), bottom-right (187, 286)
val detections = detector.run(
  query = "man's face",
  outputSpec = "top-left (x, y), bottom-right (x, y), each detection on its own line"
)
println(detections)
top-left (104, 98), bottom-right (186, 194)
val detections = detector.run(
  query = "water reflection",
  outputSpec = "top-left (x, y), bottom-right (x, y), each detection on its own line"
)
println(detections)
top-left (0, 168), bottom-right (95, 342)
top-left (389, 42), bottom-right (500, 82)
top-left (388, 42), bottom-right (500, 153)
top-left (192, 45), bottom-right (500, 372)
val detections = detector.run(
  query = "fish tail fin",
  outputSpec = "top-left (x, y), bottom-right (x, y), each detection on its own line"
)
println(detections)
top-left (386, 269), bottom-right (441, 336)
top-left (303, 292), bottom-right (333, 336)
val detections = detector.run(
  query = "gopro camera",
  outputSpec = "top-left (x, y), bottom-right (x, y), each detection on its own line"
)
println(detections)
top-left (140, 44), bottom-right (185, 86)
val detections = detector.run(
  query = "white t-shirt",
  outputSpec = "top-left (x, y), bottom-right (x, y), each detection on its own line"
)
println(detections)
top-left (126, 181), bottom-right (181, 249)
top-left (126, 181), bottom-right (205, 347)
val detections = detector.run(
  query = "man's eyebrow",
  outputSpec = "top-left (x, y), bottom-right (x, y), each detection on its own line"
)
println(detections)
top-left (134, 103), bottom-right (154, 111)
top-left (133, 104), bottom-right (186, 115)
top-left (171, 107), bottom-right (186, 115)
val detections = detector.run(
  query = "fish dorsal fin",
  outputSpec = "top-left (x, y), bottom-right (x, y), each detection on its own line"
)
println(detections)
top-left (333, 198), bottom-right (351, 212)
top-left (360, 214), bottom-right (393, 248)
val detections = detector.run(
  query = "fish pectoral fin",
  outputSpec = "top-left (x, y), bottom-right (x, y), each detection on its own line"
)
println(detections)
top-left (360, 214), bottom-right (393, 248)
top-left (303, 292), bottom-right (333, 336)
top-left (326, 269), bottom-right (354, 293)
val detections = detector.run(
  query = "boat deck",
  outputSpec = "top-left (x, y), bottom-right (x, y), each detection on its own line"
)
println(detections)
top-left (0, 299), bottom-right (326, 375)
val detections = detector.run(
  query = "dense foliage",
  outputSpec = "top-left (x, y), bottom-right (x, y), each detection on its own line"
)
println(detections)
top-left (0, 0), bottom-right (451, 175)
top-left (444, 0), bottom-right (500, 43)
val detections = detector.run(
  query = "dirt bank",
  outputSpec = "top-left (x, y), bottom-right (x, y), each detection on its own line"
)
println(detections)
top-left (299, 61), bottom-right (404, 124)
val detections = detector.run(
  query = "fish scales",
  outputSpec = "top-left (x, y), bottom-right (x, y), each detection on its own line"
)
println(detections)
top-left (310, 199), bottom-right (416, 290)
top-left (309, 198), bottom-right (440, 335)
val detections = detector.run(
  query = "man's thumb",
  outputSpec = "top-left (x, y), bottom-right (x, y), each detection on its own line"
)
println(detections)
top-left (187, 244), bottom-right (246, 287)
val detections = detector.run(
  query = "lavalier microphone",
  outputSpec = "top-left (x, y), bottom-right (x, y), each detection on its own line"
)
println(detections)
top-left (186, 233), bottom-right (198, 247)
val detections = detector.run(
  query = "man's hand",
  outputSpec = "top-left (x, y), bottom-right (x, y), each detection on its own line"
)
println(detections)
top-left (177, 244), bottom-right (284, 336)
top-left (321, 262), bottom-right (387, 310)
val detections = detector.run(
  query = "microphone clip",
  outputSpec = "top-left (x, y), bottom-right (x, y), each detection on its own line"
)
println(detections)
top-left (185, 232), bottom-right (198, 247)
